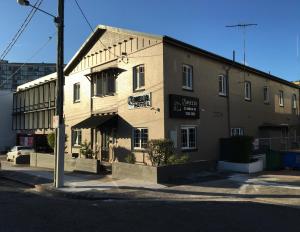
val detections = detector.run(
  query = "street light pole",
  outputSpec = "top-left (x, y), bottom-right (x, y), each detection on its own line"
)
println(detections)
top-left (17, 0), bottom-right (65, 188)
top-left (54, 0), bottom-right (65, 188)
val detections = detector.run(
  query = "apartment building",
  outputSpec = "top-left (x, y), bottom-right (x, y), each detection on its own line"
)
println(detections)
top-left (12, 73), bottom-right (56, 149)
top-left (0, 60), bottom-right (56, 90)
top-left (0, 90), bottom-right (15, 152)
top-left (63, 25), bottom-right (300, 163)
top-left (12, 25), bottom-right (300, 163)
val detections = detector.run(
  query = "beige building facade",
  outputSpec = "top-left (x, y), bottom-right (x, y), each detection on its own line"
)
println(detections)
top-left (62, 25), bottom-right (300, 163)
top-left (13, 25), bottom-right (300, 163)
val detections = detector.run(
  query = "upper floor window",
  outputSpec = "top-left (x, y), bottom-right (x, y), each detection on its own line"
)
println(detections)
top-left (133, 128), bottom-right (148, 150)
top-left (218, 75), bottom-right (227, 96)
top-left (231, 128), bottom-right (244, 136)
top-left (73, 83), bottom-right (80, 103)
top-left (244, 81), bottom-right (251, 101)
top-left (181, 126), bottom-right (197, 150)
top-left (182, 64), bottom-right (193, 90)
top-left (133, 65), bottom-right (145, 91)
top-left (292, 94), bottom-right (297, 109)
top-left (94, 71), bottom-right (116, 96)
top-left (263, 86), bottom-right (270, 103)
top-left (279, 90), bottom-right (284, 107)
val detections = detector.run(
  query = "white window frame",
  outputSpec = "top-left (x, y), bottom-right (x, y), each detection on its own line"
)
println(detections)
top-left (218, 74), bottom-right (227, 96)
top-left (182, 64), bottom-right (193, 90)
top-left (279, 90), bottom-right (284, 107)
top-left (263, 86), bottom-right (270, 103)
top-left (72, 129), bottom-right (82, 146)
top-left (73, 83), bottom-right (80, 103)
top-left (133, 64), bottom-right (145, 91)
top-left (231, 128), bottom-right (244, 136)
top-left (133, 127), bottom-right (148, 150)
top-left (244, 81), bottom-right (251, 101)
top-left (181, 126), bottom-right (197, 150)
top-left (292, 94), bottom-right (297, 109)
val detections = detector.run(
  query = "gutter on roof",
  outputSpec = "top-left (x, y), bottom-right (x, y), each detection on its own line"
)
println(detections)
top-left (163, 36), bottom-right (299, 89)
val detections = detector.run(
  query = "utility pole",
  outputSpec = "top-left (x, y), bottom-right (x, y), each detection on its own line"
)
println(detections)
top-left (226, 23), bottom-right (257, 67)
top-left (54, 0), bottom-right (65, 188)
top-left (17, 0), bottom-right (65, 188)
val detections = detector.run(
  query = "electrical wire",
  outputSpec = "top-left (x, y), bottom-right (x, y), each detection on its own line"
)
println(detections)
top-left (0, 33), bottom-right (55, 89)
top-left (0, 0), bottom-right (43, 61)
top-left (72, 0), bottom-right (121, 60)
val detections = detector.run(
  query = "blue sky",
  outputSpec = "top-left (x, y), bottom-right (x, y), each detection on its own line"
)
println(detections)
top-left (0, 0), bottom-right (300, 81)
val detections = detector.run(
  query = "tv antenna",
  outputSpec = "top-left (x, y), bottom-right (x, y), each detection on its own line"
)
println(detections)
top-left (226, 23), bottom-right (258, 66)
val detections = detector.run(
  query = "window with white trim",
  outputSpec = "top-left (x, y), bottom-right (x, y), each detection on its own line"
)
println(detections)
top-left (292, 94), bottom-right (297, 109)
top-left (73, 83), bottom-right (80, 102)
top-left (182, 64), bottom-right (193, 90)
top-left (244, 81), bottom-right (251, 100)
top-left (94, 71), bottom-right (116, 96)
top-left (279, 90), bottom-right (284, 107)
top-left (133, 128), bottom-right (148, 149)
top-left (72, 129), bottom-right (82, 146)
top-left (133, 64), bottom-right (145, 91)
top-left (231, 128), bottom-right (244, 136)
top-left (181, 126), bottom-right (197, 149)
top-left (263, 86), bottom-right (269, 103)
top-left (218, 75), bottom-right (227, 96)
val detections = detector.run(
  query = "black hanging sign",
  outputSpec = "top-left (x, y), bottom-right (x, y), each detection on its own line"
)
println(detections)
top-left (169, 94), bottom-right (199, 119)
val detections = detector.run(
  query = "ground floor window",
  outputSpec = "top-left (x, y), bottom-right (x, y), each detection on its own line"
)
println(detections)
top-left (72, 129), bottom-right (82, 146)
top-left (231, 128), bottom-right (244, 136)
top-left (181, 126), bottom-right (197, 149)
top-left (133, 128), bottom-right (148, 149)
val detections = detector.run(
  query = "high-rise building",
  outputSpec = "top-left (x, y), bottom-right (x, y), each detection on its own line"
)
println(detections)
top-left (0, 60), bottom-right (56, 90)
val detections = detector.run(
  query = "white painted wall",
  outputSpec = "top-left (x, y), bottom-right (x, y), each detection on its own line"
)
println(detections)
top-left (0, 90), bottom-right (16, 152)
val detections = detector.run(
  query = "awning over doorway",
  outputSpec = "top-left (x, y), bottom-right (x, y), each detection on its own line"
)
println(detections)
top-left (72, 114), bottom-right (117, 129)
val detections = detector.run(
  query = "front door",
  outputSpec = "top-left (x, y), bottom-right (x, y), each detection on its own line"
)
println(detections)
top-left (101, 128), bottom-right (116, 162)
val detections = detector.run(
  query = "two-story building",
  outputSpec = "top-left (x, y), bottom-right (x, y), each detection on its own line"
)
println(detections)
top-left (61, 25), bottom-right (300, 163)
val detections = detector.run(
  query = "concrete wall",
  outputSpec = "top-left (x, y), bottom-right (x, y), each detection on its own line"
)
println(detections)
top-left (0, 90), bottom-right (15, 152)
top-left (112, 161), bottom-right (215, 184)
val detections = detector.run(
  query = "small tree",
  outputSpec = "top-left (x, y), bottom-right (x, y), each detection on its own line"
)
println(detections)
top-left (147, 139), bottom-right (174, 166)
top-left (47, 132), bottom-right (55, 151)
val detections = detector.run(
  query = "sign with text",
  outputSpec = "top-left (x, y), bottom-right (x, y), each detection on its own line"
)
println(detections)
top-left (128, 93), bottom-right (151, 109)
top-left (169, 94), bottom-right (199, 119)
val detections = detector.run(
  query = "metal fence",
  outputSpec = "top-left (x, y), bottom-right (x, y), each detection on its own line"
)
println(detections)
top-left (255, 137), bottom-right (300, 152)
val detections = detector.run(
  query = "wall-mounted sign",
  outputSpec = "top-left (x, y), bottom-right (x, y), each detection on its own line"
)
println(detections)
top-left (169, 94), bottom-right (199, 119)
top-left (128, 92), bottom-right (151, 109)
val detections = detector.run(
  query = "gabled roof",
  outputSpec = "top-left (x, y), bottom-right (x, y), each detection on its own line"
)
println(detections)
top-left (64, 25), bottom-right (299, 89)
top-left (64, 25), bottom-right (162, 75)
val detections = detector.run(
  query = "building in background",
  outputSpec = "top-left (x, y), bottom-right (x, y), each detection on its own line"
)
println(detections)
top-left (0, 60), bottom-right (56, 90)
top-left (0, 90), bottom-right (15, 153)
top-left (12, 73), bottom-right (56, 151)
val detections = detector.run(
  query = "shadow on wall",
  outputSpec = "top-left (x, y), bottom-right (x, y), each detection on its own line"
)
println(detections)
top-left (114, 146), bottom-right (132, 162)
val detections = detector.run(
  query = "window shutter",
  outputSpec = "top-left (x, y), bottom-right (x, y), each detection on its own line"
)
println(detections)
top-left (133, 67), bottom-right (137, 90)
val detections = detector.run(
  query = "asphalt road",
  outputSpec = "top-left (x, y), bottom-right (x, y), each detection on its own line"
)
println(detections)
top-left (1, 177), bottom-right (300, 232)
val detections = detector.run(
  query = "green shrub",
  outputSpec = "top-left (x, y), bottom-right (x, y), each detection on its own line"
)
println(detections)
top-left (125, 153), bottom-right (136, 164)
top-left (47, 132), bottom-right (55, 150)
top-left (147, 139), bottom-right (174, 166)
top-left (168, 154), bottom-right (189, 165)
top-left (220, 136), bottom-right (254, 163)
top-left (80, 140), bottom-right (94, 159)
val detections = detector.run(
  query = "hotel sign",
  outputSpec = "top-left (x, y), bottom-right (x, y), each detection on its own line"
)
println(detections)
top-left (169, 94), bottom-right (199, 119)
top-left (128, 93), bottom-right (151, 109)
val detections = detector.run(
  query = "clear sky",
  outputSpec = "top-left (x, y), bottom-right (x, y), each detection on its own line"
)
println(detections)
top-left (0, 0), bottom-right (300, 81)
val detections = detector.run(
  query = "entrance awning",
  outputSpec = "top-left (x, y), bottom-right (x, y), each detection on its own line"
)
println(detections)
top-left (72, 114), bottom-right (117, 129)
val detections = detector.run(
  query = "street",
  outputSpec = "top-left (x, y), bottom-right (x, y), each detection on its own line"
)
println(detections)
top-left (1, 177), bottom-right (300, 232)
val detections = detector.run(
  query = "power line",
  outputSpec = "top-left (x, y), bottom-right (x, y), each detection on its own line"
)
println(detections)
top-left (72, 0), bottom-right (122, 61)
top-left (0, 33), bottom-right (55, 89)
top-left (0, 0), bottom-right (43, 60)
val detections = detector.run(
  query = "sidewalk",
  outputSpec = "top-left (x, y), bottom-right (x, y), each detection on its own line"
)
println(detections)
top-left (0, 157), bottom-right (166, 200)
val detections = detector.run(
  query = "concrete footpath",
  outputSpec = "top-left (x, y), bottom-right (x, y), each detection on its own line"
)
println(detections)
top-left (1, 155), bottom-right (300, 208)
